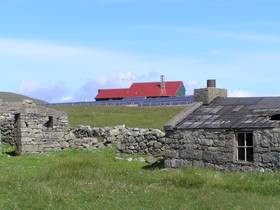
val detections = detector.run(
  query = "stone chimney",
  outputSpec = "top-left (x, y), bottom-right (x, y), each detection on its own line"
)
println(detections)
top-left (194, 80), bottom-right (227, 105)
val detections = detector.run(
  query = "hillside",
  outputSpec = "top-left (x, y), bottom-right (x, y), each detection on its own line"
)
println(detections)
top-left (54, 105), bottom-right (185, 129)
top-left (0, 92), bottom-right (46, 104)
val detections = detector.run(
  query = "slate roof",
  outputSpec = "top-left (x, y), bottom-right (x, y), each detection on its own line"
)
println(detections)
top-left (95, 81), bottom-right (184, 100)
top-left (177, 97), bottom-right (280, 129)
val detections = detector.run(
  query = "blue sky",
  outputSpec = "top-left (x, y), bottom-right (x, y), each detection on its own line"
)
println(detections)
top-left (1, 0), bottom-right (280, 102)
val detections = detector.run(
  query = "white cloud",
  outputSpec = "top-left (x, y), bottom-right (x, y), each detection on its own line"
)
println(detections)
top-left (2, 37), bottom-right (280, 102)
top-left (60, 96), bottom-right (74, 102)
top-left (19, 81), bottom-right (70, 103)
top-left (17, 70), bottom-right (161, 103)
top-left (184, 80), bottom-right (202, 95)
top-left (228, 90), bottom-right (254, 97)
top-left (74, 71), bottom-right (160, 102)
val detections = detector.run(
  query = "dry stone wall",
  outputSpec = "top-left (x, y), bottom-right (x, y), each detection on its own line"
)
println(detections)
top-left (19, 112), bottom-right (68, 153)
top-left (0, 100), bottom-right (69, 154)
top-left (62, 125), bottom-right (166, 156)
top-left (0, 113), bottom-right (16, 145)
top-left (164, 128), bottom-right (280, 172)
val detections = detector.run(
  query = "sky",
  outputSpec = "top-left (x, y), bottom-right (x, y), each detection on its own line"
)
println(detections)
top-left (1, 0), bottom-right (280, 102)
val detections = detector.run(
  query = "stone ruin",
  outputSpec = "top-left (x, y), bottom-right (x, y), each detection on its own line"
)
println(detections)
top-left (0, 99), bottom-right (68, 154)
top-left (2, 79), bottom-right (280, 173)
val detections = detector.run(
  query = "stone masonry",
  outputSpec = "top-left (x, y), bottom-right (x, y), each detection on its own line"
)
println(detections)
top-left (163, 129), bottom-right (280, 172)
top-left (0, 100), bottom-right (68, 154)
top-left (62, 125), bottom-right (166, 156)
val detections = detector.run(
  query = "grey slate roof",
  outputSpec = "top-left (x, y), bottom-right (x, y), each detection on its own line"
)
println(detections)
top-left (177, 97), bottom-right (280, 129)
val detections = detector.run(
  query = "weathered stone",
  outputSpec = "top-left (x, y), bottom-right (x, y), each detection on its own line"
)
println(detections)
top-left (0, 100), bottom-right (68, 154)
top-left (154, 142), bottom-right (162, 149)
top-left (164, 128), bottom-right (280, 172)
top-left (138, 157), bottom-right (146, 162)
top-left (146, 156), bottom-right (157, 164)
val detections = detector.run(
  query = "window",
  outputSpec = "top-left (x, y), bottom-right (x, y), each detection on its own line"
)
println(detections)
top-left (44, 116), bottom-right (54, 128)
top-left (236, 132), bottom-right (253, 162)
top-left (270, 114), bottom-right (280, 121)
top-left (14, 113), bottom-right (20, 125)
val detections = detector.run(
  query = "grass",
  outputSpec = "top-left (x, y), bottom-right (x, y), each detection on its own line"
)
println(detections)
top-left (0, 92), bottom-right (46, 104)
top-left (54, 106), bottom-right (184, 129)
top-left (1, 147), bottom-right (280, 209)
top-left (1, 106), bottom-right (280, 209)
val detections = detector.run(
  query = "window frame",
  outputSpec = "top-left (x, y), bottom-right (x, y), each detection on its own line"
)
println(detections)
top-left (236, 131), bottom-right (254, 162)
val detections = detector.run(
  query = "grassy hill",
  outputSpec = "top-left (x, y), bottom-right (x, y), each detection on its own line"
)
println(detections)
top-left (54, 105), bottom-right (185, 129)
top-left (0, 92), bottom-right (46, 104)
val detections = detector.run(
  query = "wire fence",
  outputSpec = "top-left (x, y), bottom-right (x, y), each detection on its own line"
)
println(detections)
top-left (49, 95), bottom-right (194, 107)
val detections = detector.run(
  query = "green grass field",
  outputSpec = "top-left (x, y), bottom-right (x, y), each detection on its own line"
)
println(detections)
top-left (1, 105), bottom-right (280, 209)
top-left (1, 147), bottom-right (280, 210)
top-left (54, 105), bottom-right (184, 129)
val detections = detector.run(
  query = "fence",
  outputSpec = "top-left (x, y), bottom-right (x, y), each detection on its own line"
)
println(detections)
top-left (49, 96), bottom-right (194, 107)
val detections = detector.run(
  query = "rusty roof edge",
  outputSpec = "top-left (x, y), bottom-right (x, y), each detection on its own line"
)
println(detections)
top-left (164, 102), bottom-right (203, 131)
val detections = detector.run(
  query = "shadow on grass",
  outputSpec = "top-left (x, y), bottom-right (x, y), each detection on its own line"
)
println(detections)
top-left (2, 144), bottom-right (18, 156)
top-left (142, 159), bottom-right (165, 170)
top-left (5, 150), bottom-right (17, 156)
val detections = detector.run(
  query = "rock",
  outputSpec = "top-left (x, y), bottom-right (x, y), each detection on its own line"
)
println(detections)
top-left (60, 141), bottom-right (69, 149)
top-left (146, 156), bottom-right (157, 164)
top-left (154, 142), bottom-right (162, 149)
top-left (138, 157), bottom-right (146, 162)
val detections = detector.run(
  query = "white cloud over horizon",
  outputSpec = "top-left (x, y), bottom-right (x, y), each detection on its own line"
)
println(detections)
top-left (228, 90), bottom-right (255, 97)
top-left (1, 37), bottom-right (280, 102)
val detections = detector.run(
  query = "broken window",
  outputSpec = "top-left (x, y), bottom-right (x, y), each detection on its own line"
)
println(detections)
top-left (236, 132), bottom-right (253, 162)
top-left (44, 116), bottom-right (54, 128)
top-left (270, 114), bottom-right (280, 121)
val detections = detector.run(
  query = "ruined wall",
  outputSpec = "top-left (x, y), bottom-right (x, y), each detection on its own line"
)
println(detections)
top-left (19, 111), bottom-right (68, 154)
top-left (0, 113), bottom-right (15, 145)
top-left (62, 125), bottom-right (166, 156)
top-left (0, 100), bottom-right (69, 154)
top-left (164, 128), bottom-right (280, 172)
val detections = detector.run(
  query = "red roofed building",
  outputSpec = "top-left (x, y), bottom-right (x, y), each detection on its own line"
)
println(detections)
top-left (95, 81), bottom-right (186, 101)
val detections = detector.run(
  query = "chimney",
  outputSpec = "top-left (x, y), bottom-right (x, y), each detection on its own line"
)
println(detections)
top-left (194, 79), bottom-right (227, 105)
top-left (207, 79), bottom-right (216, 88)
top-left (160, 75), bottom-right (167, 96)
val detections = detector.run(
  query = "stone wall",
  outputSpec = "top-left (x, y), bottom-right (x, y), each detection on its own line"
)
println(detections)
top-left (62, 125), bottom-right (165, 156)
top-left (19, 112), bottom-right (68, 153)
top-left (0, 112), bottom-right (15, 145)
top-left (164, 128), bottom-right (280, 172)
top-left (0, 100), bottom-right (68, 154)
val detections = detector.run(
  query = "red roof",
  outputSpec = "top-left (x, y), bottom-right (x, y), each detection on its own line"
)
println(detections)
top-left (96, 81), bottom-right (183, 100)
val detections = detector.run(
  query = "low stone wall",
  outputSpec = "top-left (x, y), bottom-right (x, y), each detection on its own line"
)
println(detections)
top-left (115, 127), bottom-right (165, 156)
top-left (62, 125), bottom-right (166, 156)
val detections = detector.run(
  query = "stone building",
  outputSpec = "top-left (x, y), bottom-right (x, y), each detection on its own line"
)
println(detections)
top-left (0, 100), bottom-right (68, 154)
top-left (164, 80), bottom-right (280, 172)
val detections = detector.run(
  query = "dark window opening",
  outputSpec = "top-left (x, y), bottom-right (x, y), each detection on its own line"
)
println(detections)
top-left (44, 116), bottom-right (54, 128)
top-left (14, 113), bottom-right (20, 125)
top-left (270, 114), bottom-right (280, 121)
top-left (237, 132), bottom-right (254, 162)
